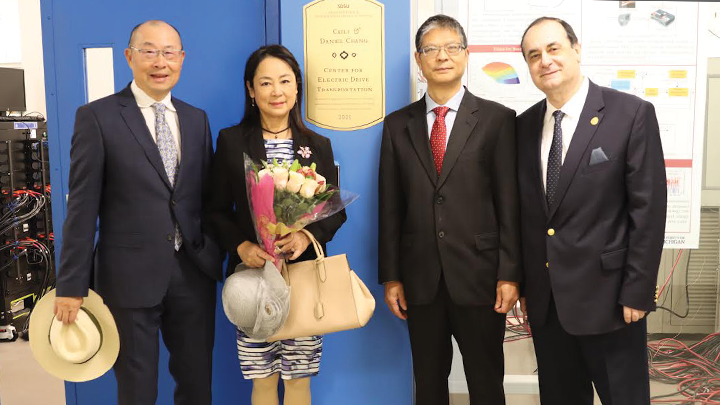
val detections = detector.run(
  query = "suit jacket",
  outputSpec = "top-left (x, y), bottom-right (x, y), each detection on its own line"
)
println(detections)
top-left (56, 85), bottom-right (222, 308)
top-left (204, 123), bottom-right (346, 273)
top-left (378, 89), bottom-right (521, 306)
top-left (517, 80), bottom-right (667, 335)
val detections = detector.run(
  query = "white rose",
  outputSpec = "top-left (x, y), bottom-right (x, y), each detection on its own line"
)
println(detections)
top-left (314, 173), bottom-right (327, 193)
top-left (272, 167), bottom-right (289, 190)
top-left (299, 179), bottom-right (319, 198)
top-left (287, 171), bottom-right (305, 193)
top-left (258, 168), bottom-right (271, 179)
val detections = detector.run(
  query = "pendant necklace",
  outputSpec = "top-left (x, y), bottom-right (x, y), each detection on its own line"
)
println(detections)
top-left (263, 126), bottom-right (290, 139)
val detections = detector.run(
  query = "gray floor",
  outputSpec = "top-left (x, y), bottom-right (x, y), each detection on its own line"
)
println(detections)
top-left (0, 335), bottom-right (689, 405)
top-left (0, 338), bottom-right (65, 405)
top-left (450, 338), bottom-right (682, 405)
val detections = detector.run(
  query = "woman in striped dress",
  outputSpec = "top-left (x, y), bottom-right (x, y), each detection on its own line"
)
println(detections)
top-left (205, 45), bottom-right (346, 405)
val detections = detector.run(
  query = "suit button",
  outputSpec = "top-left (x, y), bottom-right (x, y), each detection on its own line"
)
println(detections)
top-left (547, 228), bottom-right (555, 236)
top-left (171, 199), bottom-right (176, 206)
top-left (438, 231), bottom-right (445, 239)
top-left (437, 196), bottom-right (444, 204)
top-left (167, 234), bottom-right (173, 242)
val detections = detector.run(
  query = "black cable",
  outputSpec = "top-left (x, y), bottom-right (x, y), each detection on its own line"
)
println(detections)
top-left (1, 191), bottom-right (54, 338)
top-left (504, 306), bottom-right (531, 343)
top-left (648, 333), bottom-right (720, 401)
top-left (18, 241), bottom-right (53, 339)
top-left (656, 249), bottom-right (692, 319)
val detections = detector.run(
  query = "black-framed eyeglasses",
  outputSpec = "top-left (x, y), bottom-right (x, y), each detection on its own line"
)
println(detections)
top-left (419, 43), bottom-right (466, 58)
top-left (130, 47), bottom-right (183, 61)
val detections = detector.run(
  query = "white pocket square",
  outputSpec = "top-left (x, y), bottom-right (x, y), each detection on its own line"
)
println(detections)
top-left (589, 147), bottom-right (609, 165)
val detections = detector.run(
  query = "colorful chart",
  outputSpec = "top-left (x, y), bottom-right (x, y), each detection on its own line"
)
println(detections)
top-left (482, 62), bottom-right (520, 84)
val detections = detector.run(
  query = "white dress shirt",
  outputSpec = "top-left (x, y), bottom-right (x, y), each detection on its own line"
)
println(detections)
top-left (425, 86), bottom-right (466, 147)
top-left (130, 80), bottom-right (182, 161)
top-left (541, 76), bottom-right (589, 190)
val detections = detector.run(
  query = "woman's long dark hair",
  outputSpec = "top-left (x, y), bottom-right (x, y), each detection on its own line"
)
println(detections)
top-left (240, 45), bottom-right (313, 137)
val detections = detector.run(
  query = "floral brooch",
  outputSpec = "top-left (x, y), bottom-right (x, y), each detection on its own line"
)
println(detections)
top-left (298, 146), bottom-right (312, 159)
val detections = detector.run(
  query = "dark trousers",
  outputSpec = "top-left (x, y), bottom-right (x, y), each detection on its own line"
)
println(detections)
top-left (108, 249), bottom-right (217, 405)
top-left (406, 276), bottom-right (506, 405)
top-left (531, 298), bottom-right (650, 405)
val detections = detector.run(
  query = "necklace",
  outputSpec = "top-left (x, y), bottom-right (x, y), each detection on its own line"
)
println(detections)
top-left (262, 126), bottom-right (290, 139)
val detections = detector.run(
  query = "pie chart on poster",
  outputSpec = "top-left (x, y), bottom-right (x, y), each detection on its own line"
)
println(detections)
top-left (482, 62), bottom-right (520, 84)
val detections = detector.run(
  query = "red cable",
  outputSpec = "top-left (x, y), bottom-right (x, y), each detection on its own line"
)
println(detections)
top-left (658, 249), bottom-right (684, 298)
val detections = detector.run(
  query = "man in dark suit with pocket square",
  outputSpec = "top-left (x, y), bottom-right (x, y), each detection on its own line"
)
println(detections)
top-left (53, 20), bottom-right (221, 405)
top-left (516, 17), bottom-right (667, 405)
top-left (379, 14), bottom-right (521, 405)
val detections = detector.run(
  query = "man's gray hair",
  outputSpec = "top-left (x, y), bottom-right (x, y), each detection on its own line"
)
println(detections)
top-left (415, 14), bottom-right (468, 51)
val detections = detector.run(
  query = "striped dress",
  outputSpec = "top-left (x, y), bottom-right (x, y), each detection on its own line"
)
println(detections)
top-left (235, 138), bottom-right (323, 380)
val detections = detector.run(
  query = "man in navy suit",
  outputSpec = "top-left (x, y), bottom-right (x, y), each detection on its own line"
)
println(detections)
top-left (516, 17), bottom-right (667, 404)
top-left (53, 20), bottom-right (221, 405)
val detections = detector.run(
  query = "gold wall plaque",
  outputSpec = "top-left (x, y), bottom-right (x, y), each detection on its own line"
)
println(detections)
top-left (303, 0), bottom-right (385, 130)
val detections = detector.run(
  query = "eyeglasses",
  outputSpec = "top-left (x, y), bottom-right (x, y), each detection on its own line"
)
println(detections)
top-left (130, 47), bottom-right (183, 61)
top-left (419, 43), bottom-right (466, 58)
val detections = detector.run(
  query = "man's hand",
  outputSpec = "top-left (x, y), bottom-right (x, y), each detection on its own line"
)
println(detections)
top-left (54, 296), bottom-right (84, 324)
top-left (494, 281), bottom-right (520, 314)
top-left (384, 281), bottom-right (407, 320)
top-left (623, 306), bottom-right (646, 324)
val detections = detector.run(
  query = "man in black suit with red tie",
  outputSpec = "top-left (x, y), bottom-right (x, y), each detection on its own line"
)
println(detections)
top-left (379, 14), bottom-right (521, 405)
top-left (516, 17), bottom-right (667, 404)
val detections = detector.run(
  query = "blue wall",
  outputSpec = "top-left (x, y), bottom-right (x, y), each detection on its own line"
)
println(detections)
top-left (40, 0), bottom-right (413, 403)
top-left (280, 1), bottom-right (413, 404)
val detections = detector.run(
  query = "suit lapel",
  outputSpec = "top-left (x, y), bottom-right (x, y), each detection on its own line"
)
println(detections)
top-left (548, 81), bottom-right (605, 220)
top-left (406, 99), bottom-right (438, 187)
top-left (118, 87), bottom-right (172, 189)
top-left (532, 103), bottom-right (549, 216)
top-left (437, 92), bottom-right (478, 189)
top-left (173, 97), bottom-right (189, 190)
top-left (247, 125), bottom-right (268, 163)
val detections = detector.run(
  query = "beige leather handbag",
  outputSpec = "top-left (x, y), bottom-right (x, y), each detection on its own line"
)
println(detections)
top-left (267, 229), bottom-right (375, 341)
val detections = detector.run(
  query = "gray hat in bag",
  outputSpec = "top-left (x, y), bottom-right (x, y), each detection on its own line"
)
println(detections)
top-left (222, 261), bottom-right (290, 340)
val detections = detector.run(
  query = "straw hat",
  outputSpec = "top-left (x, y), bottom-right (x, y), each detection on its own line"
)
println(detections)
top-left (29, 289), bottom-right (120, 382)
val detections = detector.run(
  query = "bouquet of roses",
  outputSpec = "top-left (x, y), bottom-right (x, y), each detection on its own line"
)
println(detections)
top-left (244, 153), bottom-right (356, 269)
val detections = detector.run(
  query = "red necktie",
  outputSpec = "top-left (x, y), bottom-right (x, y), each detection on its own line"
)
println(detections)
top-left (430, 106), bottom-right (450, 175)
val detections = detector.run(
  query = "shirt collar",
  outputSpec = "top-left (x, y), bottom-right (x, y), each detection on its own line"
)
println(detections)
top-left (130, 80), bottom-right (176, 111)
top-left (543, 76), bottom-right (589, 125)
top-left (425, 85), bottom-right (466, 115)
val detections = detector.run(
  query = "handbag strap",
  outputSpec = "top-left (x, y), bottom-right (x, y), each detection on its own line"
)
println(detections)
top-left (299, 229), bottom-right (327, 282)
top-left (280, 229), bottom-right (327, 320)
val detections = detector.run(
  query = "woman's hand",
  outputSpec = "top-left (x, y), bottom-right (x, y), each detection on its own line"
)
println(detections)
top-left (275, 231), bottom-right (312, 261)
top-left (237, 241), bottom-right (275, 268)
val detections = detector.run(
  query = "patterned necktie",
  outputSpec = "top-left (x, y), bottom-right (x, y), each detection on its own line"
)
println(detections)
top-left (430, 106), bottom-right (450, 175)
top-left (152, 102), bottom-right (182, 250)
top-left (152, 103), bottom-right (178, 186)
top-left (546, 110), bottom-right (565, 207)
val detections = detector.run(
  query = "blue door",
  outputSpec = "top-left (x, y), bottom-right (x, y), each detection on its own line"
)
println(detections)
top-left (40, 1), bottom-right (265, 404)
top-left (41, 0), bottom-right (413, 404)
